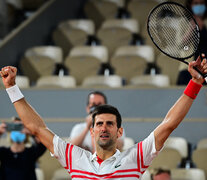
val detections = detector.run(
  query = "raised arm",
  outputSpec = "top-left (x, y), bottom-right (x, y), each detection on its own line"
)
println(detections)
top-left (154, 55), bottom-right (207, 151)
top-left (0, 66), bottom-right (55, 153)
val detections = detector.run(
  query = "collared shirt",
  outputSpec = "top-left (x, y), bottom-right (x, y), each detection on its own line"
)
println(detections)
top-left (53, 132), bottom-right (158, 180)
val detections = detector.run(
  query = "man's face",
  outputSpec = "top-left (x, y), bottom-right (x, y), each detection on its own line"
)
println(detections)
top-left (153, 173), bottom-right (171, 180)
top-left (90, 113), bottom-right (123, 150)
top-left (86, 94), bottom-right (106, 114)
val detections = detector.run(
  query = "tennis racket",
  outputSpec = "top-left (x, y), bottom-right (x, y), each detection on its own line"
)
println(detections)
top-left (147, 1), bottom-right (207, 82)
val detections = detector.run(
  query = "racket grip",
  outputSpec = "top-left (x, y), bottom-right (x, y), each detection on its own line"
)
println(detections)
top-left (193, 66), bottom-right (204, 77)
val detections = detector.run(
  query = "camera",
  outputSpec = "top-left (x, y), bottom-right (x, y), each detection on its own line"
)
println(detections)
top-left (6, 123), bottom-right (23, 131)
top-left (89, 105), bottom-right (98, 114)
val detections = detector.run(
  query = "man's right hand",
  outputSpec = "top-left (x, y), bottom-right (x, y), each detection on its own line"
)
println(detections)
top-left (86, 115), bottom-right (92, 130)
top-left (0, 66), bottom-right (17, 88)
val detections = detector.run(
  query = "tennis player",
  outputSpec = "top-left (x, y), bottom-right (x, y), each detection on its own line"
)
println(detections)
top-left (0, 55), bottom-right (206, 180)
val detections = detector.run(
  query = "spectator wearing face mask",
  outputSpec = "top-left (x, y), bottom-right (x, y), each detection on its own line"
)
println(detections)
top-left (186, 0), bottom-right (207, 58)
top-left (0, 117), bottom-right (46, 180)
top-left (177, 0), bottom-right (207, 85)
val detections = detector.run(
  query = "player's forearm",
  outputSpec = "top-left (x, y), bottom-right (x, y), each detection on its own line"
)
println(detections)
top-left (163, 94), bottom-right (193, 129)
top-left (13, 98), bottom-right (47, 136)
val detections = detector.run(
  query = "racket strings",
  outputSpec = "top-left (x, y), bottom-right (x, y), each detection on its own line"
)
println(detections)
top-left (148, 3), bottom-right (200, 59)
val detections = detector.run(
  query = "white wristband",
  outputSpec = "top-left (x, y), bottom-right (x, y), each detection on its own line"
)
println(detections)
top-left (6, 84), bottom-right (24, 103)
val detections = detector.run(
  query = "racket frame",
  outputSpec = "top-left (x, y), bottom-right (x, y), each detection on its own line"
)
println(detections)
top-left (147, 1), bottom-right (200, 64)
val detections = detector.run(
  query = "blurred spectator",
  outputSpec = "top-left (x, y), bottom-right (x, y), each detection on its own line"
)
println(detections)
top-left (186, 0), bottom-right (207, 59)
top-left (151, 168), bottom-right (171, 180)
top-left (0, 116), bottom-right (46, 180)
top-left (177, 0), bottom-right (207, 85)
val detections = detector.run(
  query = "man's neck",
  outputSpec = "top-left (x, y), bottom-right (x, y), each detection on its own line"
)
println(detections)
top-left (96, 146), bottom-right (117, 161)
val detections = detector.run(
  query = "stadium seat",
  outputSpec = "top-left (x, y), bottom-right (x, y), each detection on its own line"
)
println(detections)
top-left (84, 0), bottom-right (125, 29)
top-left (82, 75), bottom-right (123, 88)
top-left (156, 53), bottom-right (183, 85)
top-left (35, 168), bottom-right (45, 180)
top-left (149, 137), bottom-right (188, 170)
top-left (196, 138), bottom-right (207, 149)
top-left (24, 46), bottom-right (63, 63)
top-left (127, 0), bottom-right (159, 33)
top-left (97, 18), bottom-right (139, 57)
top-left (130, 74), bottom-right (170, 87)
top-left (111, 45), bottom-right (154, 83)
top-left (20, 46), bottom-right (63, 83)
top-left (36, 75), bottom-right (76, 88)
top-left (0, 75), bottom-right (30, 88)
top-left (39, 149), bottom-right (62, 180)
top-left (51, 168), bottom-right (71, 180)
top-left (52, 19), bottom-right (95, 56)
top-left (171, 168), bottom-right (206, 180)
top-left (192, 146), bottom-right (207, 179)
top-left (64, 45), bottom-right (108, 85)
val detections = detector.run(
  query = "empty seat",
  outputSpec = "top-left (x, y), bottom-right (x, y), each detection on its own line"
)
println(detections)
top-left (156, 53), bottom-right (183, 85)
top-left (51, 168), bottom-right (71, 180)
top-left (197, 138), bottom-right (207, 149)
top-left (0, 75), bottom-right (30, 88)
top-left (52, 19), bottom-right (95, 56)
top-left (149, 137), bottom-right (188, 170)
top-left (64, 45), bottom-right (108, 85)
top-left (111, 45), bottom-right (154, 83)
top-left (25, 46), bottom-right (63, 63)
top-left (20, 46), bottom-right (63, 83)
top-left (84, 0), bottom-right (124, 29)
top-left (35, 168), bottom-right (44, 180)
top-left (36, 75), bottom-right (76, 88)
top-left (97, 18), bottom-right (139, 57)
top-left (128, 0), bottom-right (159, 33)
top-left (82, 75), bottom-right (123, 88)
top-left (130, 74), bottom-right (170, 87)
top-left (39, 149), bottom-right (62, 180)
top-left (192, 148), bottom-right (207, 179)
top-left (171, 168), bottom-right (206, 180)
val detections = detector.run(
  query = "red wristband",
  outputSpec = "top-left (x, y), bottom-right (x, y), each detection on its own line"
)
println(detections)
top-left (184, 80), bottom-right (202, 99)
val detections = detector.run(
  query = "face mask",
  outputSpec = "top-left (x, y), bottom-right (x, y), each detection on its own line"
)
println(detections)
top-left (192, 4), bottom-right (206, 16)
top-left (11, 131), bottom-right (26, 143)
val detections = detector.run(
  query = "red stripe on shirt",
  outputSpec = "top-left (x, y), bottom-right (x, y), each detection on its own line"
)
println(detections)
top-left (64, 143), bottom-right (70, 169)
top-left (69, 144), bottom-right (74, 172)
top-left (137, 142), bottom-right (140, 172)
top-left (71, 174), bottom-right (140, 179)
top-left (140, 141), bottom-right (149, 169)
top-left (71, 168), bottom-right (138, 178)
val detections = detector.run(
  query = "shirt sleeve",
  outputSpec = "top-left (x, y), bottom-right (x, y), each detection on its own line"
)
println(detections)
top-left (53, 135), bottom-right (89, 172)
top-left (142, 131), bottom-right (160, 166)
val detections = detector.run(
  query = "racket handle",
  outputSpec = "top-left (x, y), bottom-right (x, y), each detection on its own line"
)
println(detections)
top-left (193, 66), bottom-right (205, 78)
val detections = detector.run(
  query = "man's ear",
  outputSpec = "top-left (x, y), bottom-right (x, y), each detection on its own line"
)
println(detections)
top-left (117, 127), bottom-right (123, 138)
top-left (90, 127), bottom-right (94, 138)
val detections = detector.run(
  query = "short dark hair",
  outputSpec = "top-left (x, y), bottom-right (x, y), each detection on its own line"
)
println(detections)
top-left (86, 91), bottom-right (108, 105)
top-left (91, 104), bottom-right (122, 128)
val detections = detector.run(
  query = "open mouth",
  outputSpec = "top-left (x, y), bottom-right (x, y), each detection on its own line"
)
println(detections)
top-left (100, 134), bottom-right (110, 139)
